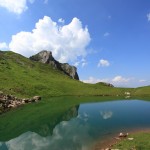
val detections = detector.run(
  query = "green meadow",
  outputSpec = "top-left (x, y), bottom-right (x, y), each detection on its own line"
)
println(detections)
top-left (0, 50), bottom-right (136, 98)
top-left (113, 132), bottom-right (150, 150)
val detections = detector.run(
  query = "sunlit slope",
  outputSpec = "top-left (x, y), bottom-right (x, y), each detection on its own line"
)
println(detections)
top-left (133, 86), bottom-right (150, 96)
top-left (0, 51), bottom-right (135, 97)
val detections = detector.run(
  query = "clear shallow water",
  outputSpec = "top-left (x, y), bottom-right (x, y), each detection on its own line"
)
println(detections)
top-left (1, 99), bottom-right (150, 150)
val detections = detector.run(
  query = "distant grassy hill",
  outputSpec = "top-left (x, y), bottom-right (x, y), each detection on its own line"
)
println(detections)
top-left (0, 51), bottom-right (149, 98)
top-left (133, 86), bottom-right (150, 96)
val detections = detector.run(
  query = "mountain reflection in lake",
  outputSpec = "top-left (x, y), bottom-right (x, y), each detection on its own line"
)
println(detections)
top-left (1, 99), bottom-right (150, 150)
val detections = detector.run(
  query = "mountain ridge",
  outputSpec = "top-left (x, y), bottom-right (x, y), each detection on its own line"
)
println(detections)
top-left (29, 50), bottom-right (79, 80)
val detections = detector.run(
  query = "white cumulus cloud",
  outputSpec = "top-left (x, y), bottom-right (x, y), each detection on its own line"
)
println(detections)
top-left (98, 59), bottom-right (110, 67)
top-left (74, 61), bottom-right (80, 67)
top-left (112, 76), bottom-right (130, 83)
top-left (0, 42), bottom-right (8, 50)
top-left (0, 0), bottom-right (35, 14)
top-left (82, 77), bottom-right (109, 84)
top-left (81, 62), bottom-right (87, 67)
top-left (147, 13), bottom-right (150, 22)
top-left (81, 58), bottom-right (87, 67)
top-left (73, 58), bottom-right (87, 67)
top-left (9, 16), bottom-right (91, 63)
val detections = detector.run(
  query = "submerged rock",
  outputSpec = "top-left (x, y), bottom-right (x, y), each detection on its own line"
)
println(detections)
top-left (118, 132), bottom-right (128, 137)
top-left (30, 50), bottom-right (79, 80)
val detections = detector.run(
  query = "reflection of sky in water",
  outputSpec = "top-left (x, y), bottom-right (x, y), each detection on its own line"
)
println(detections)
top-left (1, 100), bottom-right (150, 150)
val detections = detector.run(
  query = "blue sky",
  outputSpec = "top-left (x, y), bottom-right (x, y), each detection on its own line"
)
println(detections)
top-left (0, 0), bottom-right (150, 87)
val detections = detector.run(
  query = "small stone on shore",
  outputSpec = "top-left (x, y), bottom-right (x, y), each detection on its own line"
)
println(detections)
top-left (128, 138), bottom-right (134, 140)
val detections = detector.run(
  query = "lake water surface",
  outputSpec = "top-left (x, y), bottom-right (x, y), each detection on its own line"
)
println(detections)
top-left (1, 99), bottom-right (150, 150)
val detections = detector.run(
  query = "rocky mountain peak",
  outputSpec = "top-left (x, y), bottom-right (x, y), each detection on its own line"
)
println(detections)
top-left (29, 50), bottom-right (54, 63)
top-left (29, 50), bottom-right (79, 80)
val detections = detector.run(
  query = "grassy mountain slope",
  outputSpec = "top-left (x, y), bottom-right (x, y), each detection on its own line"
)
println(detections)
top-left (133, 86), bottom-right (150, 96)
top-left (0, 51), bottom-right (134, 98)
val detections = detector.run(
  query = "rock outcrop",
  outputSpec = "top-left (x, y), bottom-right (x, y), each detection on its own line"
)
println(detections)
top-left (29, 50), bottom-right (79, 80)
top-left (96, 82), bottom-right (114, 87)
top-left (0, 91), bottom-right (41, 114)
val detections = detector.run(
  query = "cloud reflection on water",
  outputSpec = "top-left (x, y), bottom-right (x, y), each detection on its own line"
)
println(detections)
top-left (100, 111), bottom-right (113, 120)
top-left (0, 118), bottom-right (95, 150)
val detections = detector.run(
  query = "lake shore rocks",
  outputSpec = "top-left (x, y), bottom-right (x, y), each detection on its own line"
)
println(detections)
top-left (94, 132), bottom-right (131, 150)
top-left (0, 91), bottom-right (41, 114)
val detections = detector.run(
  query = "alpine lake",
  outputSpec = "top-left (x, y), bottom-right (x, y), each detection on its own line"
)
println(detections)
top-left (0, 96), bottom-right (150, 150)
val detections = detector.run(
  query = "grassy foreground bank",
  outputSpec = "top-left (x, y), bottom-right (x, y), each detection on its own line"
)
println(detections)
top-left (113, 132), bottom-right (150, 149)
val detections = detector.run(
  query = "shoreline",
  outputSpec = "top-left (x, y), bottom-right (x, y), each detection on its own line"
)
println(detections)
top-left (93, 128), bottom-right (150, 150)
